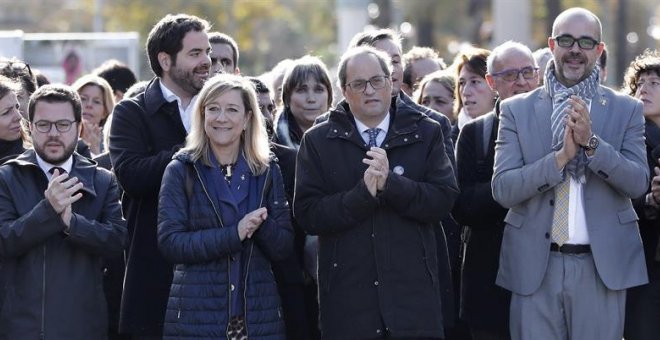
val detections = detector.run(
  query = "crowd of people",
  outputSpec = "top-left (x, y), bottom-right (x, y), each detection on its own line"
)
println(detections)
top-left (0, 5), bottom-right (659, 340)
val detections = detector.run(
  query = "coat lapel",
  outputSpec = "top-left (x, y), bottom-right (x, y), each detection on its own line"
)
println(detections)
top-left (533, 90), bottom-right (554, 155)
top-left (589, 87), bottom-right (608, 141)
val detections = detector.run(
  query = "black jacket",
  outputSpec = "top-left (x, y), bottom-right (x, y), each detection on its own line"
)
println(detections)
top-left (453, 107), bottom-right (511, 332)
top-left (109, 77), bottom-right (187, 335)
top-left (0, 150), bottom-right (127, 339)
top-left (294, 98), bottom-right (458, 339)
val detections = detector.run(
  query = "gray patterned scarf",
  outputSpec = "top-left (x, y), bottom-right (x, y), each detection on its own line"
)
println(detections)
top-left (544, 61), bottom-right (600, 183)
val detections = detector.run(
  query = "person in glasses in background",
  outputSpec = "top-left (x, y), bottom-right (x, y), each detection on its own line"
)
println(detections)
top-left (453, 41), bottom-right (539, 340)
top-left (0, 57), bottom-right (37, 119)
top-left (294, 46), bottom-right (458, 339)
top-left (492, 8), bottom-right (648, 339)
top-left (0, 84), bottom-right (127, 339)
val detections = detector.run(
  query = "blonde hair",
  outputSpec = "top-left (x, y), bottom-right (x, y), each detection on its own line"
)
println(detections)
top-left (183, 74), bottom-right (270, 175)
top-left (71, 74), bottom-right (116, 126)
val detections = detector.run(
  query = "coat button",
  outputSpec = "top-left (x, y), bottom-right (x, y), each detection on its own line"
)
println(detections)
top-left (549, 199), bottom-right (554, 206)
top-left (403, 138), bottom-right (408, 142)
top-left (374, 280), bottom-right (379, 286)
top-left (333, 263), bottom-right (338, 268)
top-left (344, 132), bottom-right (349, 136)
top-left (415, 134), bottom-right (419, 138)
top-left (384, 144), bottom-right (389, 148)
top-left (231, 284), bottom-right (235, 291)
top-left (376, 329), bottom-right (382, 335)
top-left (545, 232), bottom-right (550, 239)
top-left (333, 129), bottom-right (338, 133)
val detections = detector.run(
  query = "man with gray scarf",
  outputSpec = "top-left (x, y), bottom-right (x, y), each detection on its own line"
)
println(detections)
top-left (492, 7), bottom-right (648, 340)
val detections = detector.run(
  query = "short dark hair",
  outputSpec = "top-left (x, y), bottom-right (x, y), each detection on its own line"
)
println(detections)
top-left (402, 46), bottom-right (443, 88)
top-left (349, 28), bottom-right (402, 51)
top-left (0, 57), bottom-right (37, 96)
top-left (146, 14), bottom-right (210, 77)
top-left (93, 59), bottom-right (138, 94)
top-left (281, 55), bottom-right (333, 109)
top-left (0, 75), bottom-right (21, 101)
top-left (622, 49), bottom-right (660, 96)
top-left (28, 84), bottom-right (82, 123)
top-left (208, 32), bottom-right (239, 70)
top-left (247, 77), bottom-right (270, 94)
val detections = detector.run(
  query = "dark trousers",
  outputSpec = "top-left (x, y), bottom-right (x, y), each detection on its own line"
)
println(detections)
top-left (624, 261), bottom-right (660, 340)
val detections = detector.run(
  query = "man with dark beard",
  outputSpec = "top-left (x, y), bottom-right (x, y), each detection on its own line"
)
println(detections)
top-left (492, 8), bottom-right (648, 339)
top-left (109, 14), bottom-right (211, 339)
top-left (0, 84), bottom-right (127, 339)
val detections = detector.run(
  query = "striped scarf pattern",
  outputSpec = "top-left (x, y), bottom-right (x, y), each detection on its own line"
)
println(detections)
top-left (544, 61), bottom-right (599, 183)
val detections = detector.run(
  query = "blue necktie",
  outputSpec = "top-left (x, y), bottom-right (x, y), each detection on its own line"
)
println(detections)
top-left (366, 128), bottom-right (380, 147)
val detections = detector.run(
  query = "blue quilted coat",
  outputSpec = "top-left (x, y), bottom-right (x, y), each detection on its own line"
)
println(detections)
top-left (157, 152), bottom-right (293, 339)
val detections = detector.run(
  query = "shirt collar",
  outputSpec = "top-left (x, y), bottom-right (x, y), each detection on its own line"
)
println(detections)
top-left (354, 113), bottom-right (391, 135)
top-left (159, 81), bottom-right (179, 103)
top-left (36, 152), bottom-right (73, 177)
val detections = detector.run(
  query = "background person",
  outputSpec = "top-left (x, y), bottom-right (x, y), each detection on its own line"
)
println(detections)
top-left (72, 74), bottom-right (115, 156)
top-left (622, 48), bottom-right (660, 340)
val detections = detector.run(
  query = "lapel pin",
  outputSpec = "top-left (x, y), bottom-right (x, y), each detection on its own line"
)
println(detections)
top-left (600, 98), bottom-right (607, 106)
top-left (393, 165), bottom-right (405, 175)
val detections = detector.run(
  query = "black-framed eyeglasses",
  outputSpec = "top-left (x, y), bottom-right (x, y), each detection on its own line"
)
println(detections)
top-left (0, 60), bottom-right (33, 77)
top-left (346, 75), bottom-right (390, 93)
top-left (491, 67), bottom-right (539, 82)
top-left (553, 35), bottom-right (600, 50)
top-left (32, 120), bottom-right (77, 133)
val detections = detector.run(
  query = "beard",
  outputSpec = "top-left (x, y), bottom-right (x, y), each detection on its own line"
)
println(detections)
top-left (169, 63), bottom-right (208, 97)
top-left (35, 137), bottom-right (77, 164)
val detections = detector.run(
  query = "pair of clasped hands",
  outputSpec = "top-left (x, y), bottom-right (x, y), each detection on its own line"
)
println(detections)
top-left (363, 146), bottom-right (389, 197)
top-left (555, 95), bottom-right (595, 169)
top-left (44, 168), bottom-right (83, 228)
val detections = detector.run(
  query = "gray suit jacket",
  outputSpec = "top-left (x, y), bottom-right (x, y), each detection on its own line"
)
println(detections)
top-left (492, 85), bottom-right (649, 295)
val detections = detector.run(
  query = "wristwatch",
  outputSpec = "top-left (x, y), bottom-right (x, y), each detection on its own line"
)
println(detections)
top-left (583, 134), bottom-right (599, 151)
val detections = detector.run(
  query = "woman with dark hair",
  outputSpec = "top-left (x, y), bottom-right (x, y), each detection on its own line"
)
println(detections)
top-left (158, 74), bottom-right (292, 339)
top-left (0, 57), bottom-right (37, 119)
top-left (452, 48), bottom-right (495, 141)
top-left (0, 75), bottom-right (27, 164)
top-left (274, 55), bottom-right (333, 149)
top-left (622, 49), bottom-right (660, 340)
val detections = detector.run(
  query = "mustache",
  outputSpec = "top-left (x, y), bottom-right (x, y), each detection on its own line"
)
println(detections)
top-left (44, 138), bottom-right (64, 145)
top-left (564, 51), bottom-right (586, 62)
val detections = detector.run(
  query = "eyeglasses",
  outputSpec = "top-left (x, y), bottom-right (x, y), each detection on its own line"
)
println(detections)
top-left (346, 75), bottom-right (390, 93)
top-left (32, 120), bottom-right (77, 133)
top-left (0, 60), bottom-right (33, 77)
top-left (491, 67), bottom-right (539, 82)
top-left (553, 35), bottom-right (600, 50)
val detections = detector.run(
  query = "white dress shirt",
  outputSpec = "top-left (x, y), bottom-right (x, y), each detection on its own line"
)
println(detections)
top-left (354, 113), bottom-right (390, 147)
top-left (160, 81), bottom-right (198, 133)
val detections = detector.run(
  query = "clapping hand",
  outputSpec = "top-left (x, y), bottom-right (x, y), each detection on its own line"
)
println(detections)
top-left (363, 147), bottom-right (389, 197)
top-left (44, 168), bottom-right (83, 227)
top-left (238, 207), bottom-right (268, 240)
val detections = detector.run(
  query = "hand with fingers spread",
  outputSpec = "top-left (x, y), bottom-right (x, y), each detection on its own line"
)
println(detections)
top-left (362, 146), bottom-right (389, 195)
top-left (44, 168), bottom-right (84, 226)
top-left (237, 207), bottom-right (268, 241)
top-left (81, 120), bottom-right (102, 155)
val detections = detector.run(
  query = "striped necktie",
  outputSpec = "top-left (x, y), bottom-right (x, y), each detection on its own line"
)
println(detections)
top-left (551, 177), bottom-right (570, 245)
